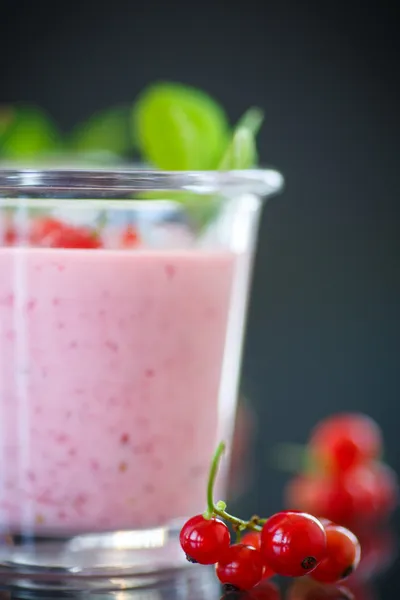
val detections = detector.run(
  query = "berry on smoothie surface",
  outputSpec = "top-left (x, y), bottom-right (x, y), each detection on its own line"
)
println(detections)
top-left (30, 217), bottom-right (102, 249)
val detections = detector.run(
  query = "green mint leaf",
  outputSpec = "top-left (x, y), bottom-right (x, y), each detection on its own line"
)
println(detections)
top-left (236, 107), bottom-right (264, 137)
top-left (219, 107), bottom-right (264, 170)
top-left (0, 105), bottom-right (61, 159)
top-left (219, 127), bottom-right (256, 169)
top-left (131, 82), bottom-right (229, 170)
top-left (69, 106), bottom-right (131, 156)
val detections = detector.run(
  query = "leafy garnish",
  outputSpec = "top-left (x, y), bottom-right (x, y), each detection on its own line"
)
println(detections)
top-left (131, 82), bottom-right (229, 170)
top-left (235, 107), bottom-right (264, 136)
top-left (0, 107), bottom-right (14, 140)
top-left (69, 106), bottom-right (131, 156)
top-left (132, 82), bottom-right (264, 172)
top-left (0, 105), bottom-right (60, 159)
top-left (132, 89), bottom-right (265, 230)
top-left (218, 107), bottom-right (264, 170)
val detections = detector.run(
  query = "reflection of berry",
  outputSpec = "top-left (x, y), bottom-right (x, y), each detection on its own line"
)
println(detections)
top-left (309, 413), bottom-right (382, 474)
top-left (346, 580), bottom-right (378, 600)
top-left (261, 511), bottom-right (326, 577)
top-left (287, 578), bottom-right (354, 600)
top-left (216, 543), bottom-right (264, 590)
top-left (310, 523), bottom-right (361, 584)
top-left (179, 514), bottom-right (230, 564)
top-left (248, 580), bottom-right (281, 600)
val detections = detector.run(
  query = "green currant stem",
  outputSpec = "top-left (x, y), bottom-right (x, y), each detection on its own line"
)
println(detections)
top-left (207, 441), bottom-right (225, 514)
top-left (206, 441), bottom-right (262, 532)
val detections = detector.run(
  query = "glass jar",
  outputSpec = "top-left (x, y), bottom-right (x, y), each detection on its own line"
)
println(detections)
top-left (0, 167), bottom-right (283, 591)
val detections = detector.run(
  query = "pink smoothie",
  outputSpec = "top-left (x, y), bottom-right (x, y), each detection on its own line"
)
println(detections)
top-left (0, 248), bottom-right (235, 533)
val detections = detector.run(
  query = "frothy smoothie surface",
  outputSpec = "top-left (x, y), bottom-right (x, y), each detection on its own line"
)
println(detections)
top-left (0, 248), bottom-right (235, 533)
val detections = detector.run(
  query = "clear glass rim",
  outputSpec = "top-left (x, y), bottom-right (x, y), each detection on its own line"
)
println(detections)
top-left (0, 167), bottom-right (284, 198)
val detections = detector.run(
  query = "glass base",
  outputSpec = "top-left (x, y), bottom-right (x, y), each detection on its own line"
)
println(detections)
top-left (1, 570), bottom-right (219, 600)
top-left (0, 524), bottom-right (194, 593)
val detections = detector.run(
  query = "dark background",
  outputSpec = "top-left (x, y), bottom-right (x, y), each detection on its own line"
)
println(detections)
top-left (1, 0), bottom-right (400, 595)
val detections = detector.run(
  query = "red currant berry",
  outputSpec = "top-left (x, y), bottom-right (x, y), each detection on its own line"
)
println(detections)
top-left (121, 225), bottom-right (140, 248)
top-left (1, 219), bottom-right (17, 246)
top-left (310, 523), bottom-right (361, 583)
top-left (241, 532), bottom-right (275, 580)
top-left (30, 217), bottom-right (65, 245)
top-left (57, 227), bottom-right (102, 249)
top-left (309, 413), bottom-right (382, 473)
top-left (179, 514), bottom-right (230, 565)
top-left (242, 531), bottom-right (262, 550)
top-left (317, 518), bottom-right (334, 528)
top-left (30, 217), bottom-right (102, 249)
top-left (261, 563), bottom-right (275, 580)
top-left (261, 511), bottom-right (327, 577)
top-left (216, 543), bottom-right (264, 591)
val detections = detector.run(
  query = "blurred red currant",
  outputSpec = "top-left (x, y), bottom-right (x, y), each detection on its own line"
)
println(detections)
top-left (261, 511), bottom-right (327, 577)
top-left (310, 523), bottom-right (361, 583)
top-left (343, 462), bottom-right (399, 523)
top-left (179, 514), bottom-right (230, 564)
top-left (309, 413), bottom-right (382, 474)
top-left (286, 462), bottom-right (398, 528)
top-left (284, 476), bottom-right (355, 526)
top-left (216, 543), bottom-right (264, 590)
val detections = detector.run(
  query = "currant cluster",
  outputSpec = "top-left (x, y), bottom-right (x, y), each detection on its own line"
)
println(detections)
top-left (284, 413), bottom-right (399, 526)
top-left (180, 443), bottom-right (361, 592)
